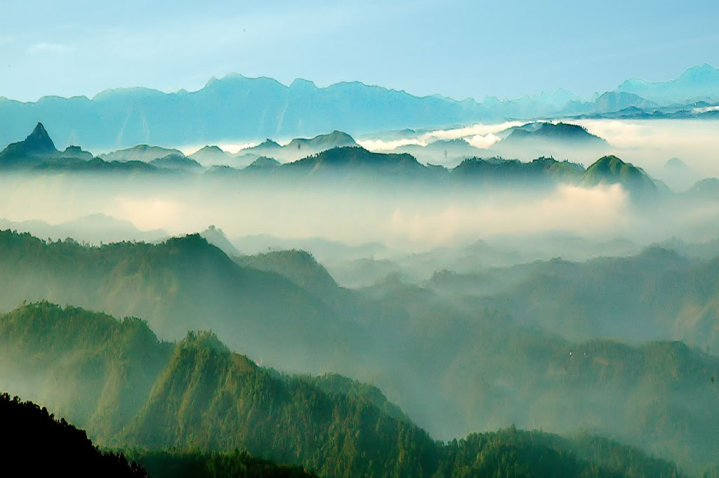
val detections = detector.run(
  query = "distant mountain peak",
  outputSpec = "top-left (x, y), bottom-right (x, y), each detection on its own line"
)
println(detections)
top-left (178, 330), bottom-right (230, 355)
top-left (198, 145), bottom-right (223, 153)
top-left (200, 225), bottom-right (240, 257)
top-left (580, 155), bottom-right (657, 196)
top-left (24, 122), bottom-right (57, 154)
top-left (682, 63), bottom-right (718, 78)
top-left (247, 156), bottom-right (281, 169)
top-left (501, 121), bottom-right (606, 145)
top-left (616, 64), bottom-right (719, 104)
top-left (256, 138), bottom-right (281, 149)
top-left (287, 130), bottom-right (357, 149)
top-left (290, 78), bottom-right (318, 89)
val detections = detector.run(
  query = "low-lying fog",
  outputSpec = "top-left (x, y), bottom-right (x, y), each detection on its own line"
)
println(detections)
top-left (1, 118), bottom-right (718, 277)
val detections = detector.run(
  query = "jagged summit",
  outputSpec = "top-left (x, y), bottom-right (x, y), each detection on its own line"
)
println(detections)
top-left (253, 138), bottom-right (282, 150)
top-left (0, 122), bottom-right (59, 165)
top-left (24, 123), bottom-right (57, 154)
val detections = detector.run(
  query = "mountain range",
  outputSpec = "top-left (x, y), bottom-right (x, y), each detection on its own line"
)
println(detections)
top-left (0, 123), bottom-right (667, 198)
top-left (1, 65), bottom-right (718, 150)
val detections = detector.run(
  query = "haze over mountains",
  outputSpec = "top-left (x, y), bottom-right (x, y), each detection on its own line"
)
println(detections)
top-left (3, 120), bottom-right (719, 251)
top-left (3, 51), bottom-right (719, 477)
top-left (1, 64), bottom-right (718, 150)
top-left (3, 230), bottom-right (719, 475)
top-left (0, 301), bottom-right (687, 477)
top-left (0, 122), bottom-right (662, 198)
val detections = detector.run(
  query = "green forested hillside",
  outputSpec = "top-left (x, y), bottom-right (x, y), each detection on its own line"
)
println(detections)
top-left (131, 450), bottom-right (317, 478)
top-left (0, 230), bottom-right (349, 372)
top-left (452, 156), bottom-right (585, 184)
top-left (122, 330), bottom-right (440, 477)
top-left (1, 231), bottom-right (718, 472)
top-left (0, 302), bottom-right (684, 478)
top-left (579, 155), bottom-right (657, 196)
top-left (0, 301), bottom-right (173, 435)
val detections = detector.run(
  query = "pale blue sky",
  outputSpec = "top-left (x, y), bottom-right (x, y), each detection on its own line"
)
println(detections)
top-left (1, 0), bottom-right (718, 101)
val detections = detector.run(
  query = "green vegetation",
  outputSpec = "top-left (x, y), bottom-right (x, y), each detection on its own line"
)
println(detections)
top-left (0, 124), bottom-right (668, 200)
top-left (453, 156), bottom-right (585, 184)
top-left (131, 449), bottom-right (317, 478)
top-left (579, 155), bottom-right (657, 195)
top-left (0, 230), bottom-right (343, 371)
top-left (285, 146), bottom-right (427, 178)
top-left (1, 231), bottom-right (718, 472)
top-left (0, 302), bottom-right (687, 477)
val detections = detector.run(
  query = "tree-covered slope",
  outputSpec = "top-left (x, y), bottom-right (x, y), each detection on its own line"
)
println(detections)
top-left (0, 302), bottom-right (686, 478)
top-left (0, 301), bottom-right (173, 435)
top-left (1, 231), bottom-right (718, 472)
top-left (579, 155), bottom-right (657, 196)
top-left (131, 449), bottom-right (318, 478)
top-left (0, 230), bottom-right (348, 372)
top-left (122, 331), bottom-right (440, 478)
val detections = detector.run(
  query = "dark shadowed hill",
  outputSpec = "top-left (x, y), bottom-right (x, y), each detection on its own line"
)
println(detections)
top-left (0, 393), bottom-right (147, 477)
top-left (283, 146), bottom-right (429, 181)
top-left (502, 122), bottom-right (607, 146)
top-left (0, 122), bottom-right (59, 167)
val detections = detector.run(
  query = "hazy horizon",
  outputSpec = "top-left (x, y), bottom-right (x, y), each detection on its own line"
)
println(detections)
top-left (3, 2), bottom-right (719, 476)
top-left (2, 1), bottom-right (719, 102)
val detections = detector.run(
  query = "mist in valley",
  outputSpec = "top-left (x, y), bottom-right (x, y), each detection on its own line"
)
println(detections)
top-left (0, 116), bottom-right (719, 475)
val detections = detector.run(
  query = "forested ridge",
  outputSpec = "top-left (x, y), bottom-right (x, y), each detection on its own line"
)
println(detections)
top-left (0, 301), bottom-right (685, 477)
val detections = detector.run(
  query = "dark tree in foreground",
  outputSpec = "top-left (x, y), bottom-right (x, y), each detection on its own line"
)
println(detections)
top-left (0, 393), bottom-right (147, 477)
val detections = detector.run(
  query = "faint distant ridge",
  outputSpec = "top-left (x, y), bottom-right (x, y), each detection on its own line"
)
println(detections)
top-left (200, 225), bottom-right (241, 257)
top-left (240, 130), bottom-right (359, 163)
top-left (502, 122), bottom-right (607, 145)
top-left (286, 130), bottom-right (357, 151)
top-left (0, 65), bottom-right (718, 149)
top-left (149, 153), bottom-right (202, 170)
top-left (593, 91), bottom-right (658, 113)
top-left (617, 63), bottom-right (719, 104)
top-left (247, 138), bottom-right (283, 153)
top-left (101, 144), bottom-right (182, 162)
